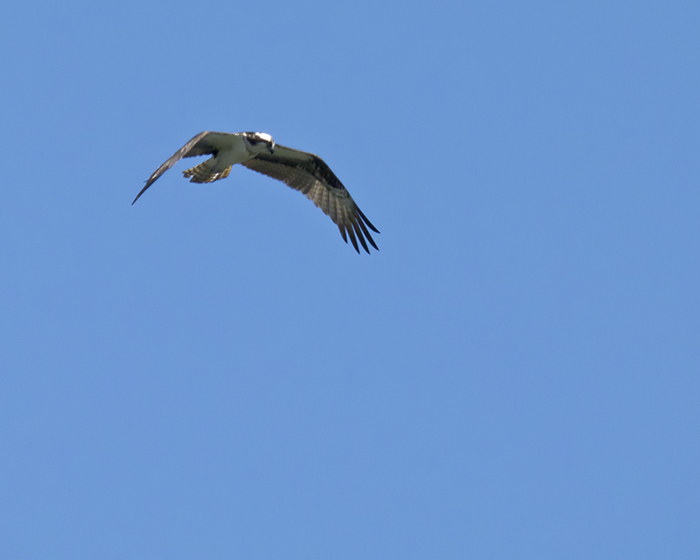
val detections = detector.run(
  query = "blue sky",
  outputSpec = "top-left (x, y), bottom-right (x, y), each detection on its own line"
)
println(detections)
top-left (1, 1), bottom-right (699, 557)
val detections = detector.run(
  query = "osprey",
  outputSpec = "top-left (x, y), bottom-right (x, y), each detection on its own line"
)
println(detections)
top-left (132, 131), bottom-right (379, 253)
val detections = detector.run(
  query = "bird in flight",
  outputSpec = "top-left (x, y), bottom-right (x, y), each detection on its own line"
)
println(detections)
top-left (132, 131), bottom-right (380, 253)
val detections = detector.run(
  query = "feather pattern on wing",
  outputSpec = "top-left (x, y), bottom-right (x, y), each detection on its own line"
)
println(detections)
top-left (132, 131), bottom-right (234, 204)
top-left (241, 145), bottom-right (380, 253)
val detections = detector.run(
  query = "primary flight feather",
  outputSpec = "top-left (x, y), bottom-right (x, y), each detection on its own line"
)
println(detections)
top-left (132, 131), bottom-right (380, 254)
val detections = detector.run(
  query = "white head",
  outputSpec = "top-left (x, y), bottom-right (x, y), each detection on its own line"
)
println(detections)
top-left (244, 132), bottom-right (275, 154)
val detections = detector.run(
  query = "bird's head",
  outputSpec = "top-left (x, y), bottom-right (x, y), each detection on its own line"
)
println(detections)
top-left (245, 132), bottom-right (275, 154)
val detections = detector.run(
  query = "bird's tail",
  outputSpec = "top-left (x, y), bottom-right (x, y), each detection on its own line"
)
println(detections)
top-left (183, 160), bottom-right (232, 183)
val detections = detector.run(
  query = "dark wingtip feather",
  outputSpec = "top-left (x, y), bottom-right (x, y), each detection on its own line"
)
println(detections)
top-left (131, 181), bottom-right (150, 205)
top-left (357, 208), bottom-right (380, 234)
top-left (345, 224), bottom-right (360, 253)
top-left (337, 215), bottom-right (379, 254)
top-left (351, 220), bottom-right (370, 254)
top-left (356, 218), bottom-right (379, 251)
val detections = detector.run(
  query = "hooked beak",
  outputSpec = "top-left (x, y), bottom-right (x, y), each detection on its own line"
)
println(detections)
top-left (268, 141), bottom-right (275, 154)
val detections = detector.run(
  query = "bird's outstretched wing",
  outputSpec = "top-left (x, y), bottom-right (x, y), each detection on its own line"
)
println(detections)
top-left (132, 131), bottom-right (229, 204)
top-left (241, 145), bottom-right (380, 253)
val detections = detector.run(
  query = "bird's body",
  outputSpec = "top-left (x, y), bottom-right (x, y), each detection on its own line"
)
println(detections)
top-left (132, 131), bottom-right (379, 253)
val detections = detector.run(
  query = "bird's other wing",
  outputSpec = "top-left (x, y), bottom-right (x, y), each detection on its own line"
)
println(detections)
top-left (132, 131), bottom-right (233, 204)
top-left (241, 145), bottom-right (380, 253)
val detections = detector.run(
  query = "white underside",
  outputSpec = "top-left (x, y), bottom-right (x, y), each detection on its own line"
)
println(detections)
top-left (208, 135), bottom-right (252, 171)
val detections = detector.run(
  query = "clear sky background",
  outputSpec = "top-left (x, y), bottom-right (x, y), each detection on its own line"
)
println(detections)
top-left (1, 1), bottom-right (699, 558)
